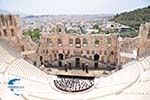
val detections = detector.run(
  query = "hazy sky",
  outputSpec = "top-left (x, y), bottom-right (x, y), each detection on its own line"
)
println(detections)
top-left (0, 0), bottom-right (149, 15)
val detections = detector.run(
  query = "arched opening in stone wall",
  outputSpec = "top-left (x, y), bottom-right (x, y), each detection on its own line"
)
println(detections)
top-left (75, 38), bottom-right (81, 48)
top-left (58, 53), bottom-right (64, 60)
top-left (111, 51), bottom-right (114, 55)
top-left (40, 56), bottom-right (43, 65)
top-left (57, 38), bottom-right (62, 45)
top-left (3, 29), bottom-right (7, 37)
top-left (94, 54), bottom-right (99, 69)
top-left (94, 54), bottom-right (99, 61)
top-left (58, 28), bottom-right (62, 32)
top-left (83, 38), bottom-right (88, 45)
top-left (47, 38), bottom-right (52, 45)
top-left (69, 38), bottom-right (73, 44)
top-left (58, 53), bottom-right (64, 67)
top-left (40, 56), bottom-right (43, 62)
top-left (33, 61), bottom-right (37, 66)
top-left (9, 15), bottom-right (13, 25)
top-left (75, 58), bottom-right (80, 68)
top-left (1, 15), bottom-right (5, 26)
top-left (11, 29), bottom-right (14, 36)
top-left (95, 39), bottom-right (99, 46)
top-left (21, 45), bottom-right (25, 51)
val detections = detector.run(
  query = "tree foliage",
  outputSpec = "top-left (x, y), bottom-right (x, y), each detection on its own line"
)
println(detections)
top-left (110, 6), bottom-right (150, 30)
top-left (23, 28), bottom-right (41, 41)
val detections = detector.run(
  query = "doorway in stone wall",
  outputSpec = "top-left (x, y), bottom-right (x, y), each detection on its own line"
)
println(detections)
top-left (58, 53), bottom-right (63, 67)
top-left (75, 58), bottom-right (80, 68)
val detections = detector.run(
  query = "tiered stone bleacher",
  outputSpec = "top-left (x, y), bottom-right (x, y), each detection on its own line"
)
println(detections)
top-left (140, 55), bottom-right (150, 71)
top-left (91, 61), bottom-right (140, 96)
top-left (28, 60), bottom-right (141, 100)
top-left (0, 45), bottom-right (16, 63)
top-left (122, 71), bottom-right (150, 95)
top-left (7, 59), bottom-right (49, 85)
top-left (0, 40), bottom-right (150, 100)
top-left (121, 55), bottom-right (150, 96)
top-left (0, 60), bottom-right (8, 73)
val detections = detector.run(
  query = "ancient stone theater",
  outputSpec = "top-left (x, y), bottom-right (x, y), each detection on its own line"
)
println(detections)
top-left (0, 14), bottom-right (150, 70)
top-left (0, 14), bottom-right (150, 100)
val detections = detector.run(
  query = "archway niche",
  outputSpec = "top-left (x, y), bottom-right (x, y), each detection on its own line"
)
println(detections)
top-left (58, 53), bottom-right (64, 67)
top-left (94, 54), bottom-right (99, 61)
top-left (75, 38), bottom-right (81, 48)
top-left (58, 53), bottom-right (64, 60)
top-left (21, 45), bottom-right (25, 51)
top-left (94, 54), bottom-right (99, 69)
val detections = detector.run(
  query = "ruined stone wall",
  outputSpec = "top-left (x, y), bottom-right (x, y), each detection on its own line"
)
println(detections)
top-left (0, 14), bottom-right (22, 46)
top-left (0, 14), bottom-right (37, 62)
top-left (35, 24), bottom-right (118, 67)
top-left (138, 23), bottom-right (150, 54)
top-left (119, 22), bottom-right (150, 64)
top-left (119, 37), bottom-right (140, 64)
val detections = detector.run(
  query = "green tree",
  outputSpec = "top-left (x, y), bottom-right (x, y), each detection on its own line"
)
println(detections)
top-left (23, 28), bottom-right (41, 41)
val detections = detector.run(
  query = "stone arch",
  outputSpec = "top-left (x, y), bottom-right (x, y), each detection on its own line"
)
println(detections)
top-left (75, 38), bottom-right (81, 44)
top-left (75, 38), bottom-right (81, 48)
top-left (58, 53), bottom-right (63, 67)
top-left (47, 38), bottom-right (52, 44)
top-left (40, 56), bottom-right (43, 62)
top-left (69, 38), bottom-right (73, 44)
top-left (1, 15), bottom-right (5, 26)
top-left (21, 45), bottom-right (25, 51)
top-left (11, 29), bottom-right (14, 36)
top-left (94, 54), bottom-right (99, 61)
top-left (111, 51), bottom-right (114, 55)
top-left (58, 53), bottom-right (64, 60)
top-left (56, 24), bottom-right (65, 33)
top-left (3, 29), bottom-right (7, 37)
top-left (57, 38), bottom-right (62, 44)
top-left (83, 38), bottom-right (88, 44)
top-left (58, 28), bottom-right (62, 32)
top-left (95, 39), bottom-right (99, 45)
top-left (33, 61), bottom-right (37, 66)
top-left (9, 15), bottom-right (13, 25)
